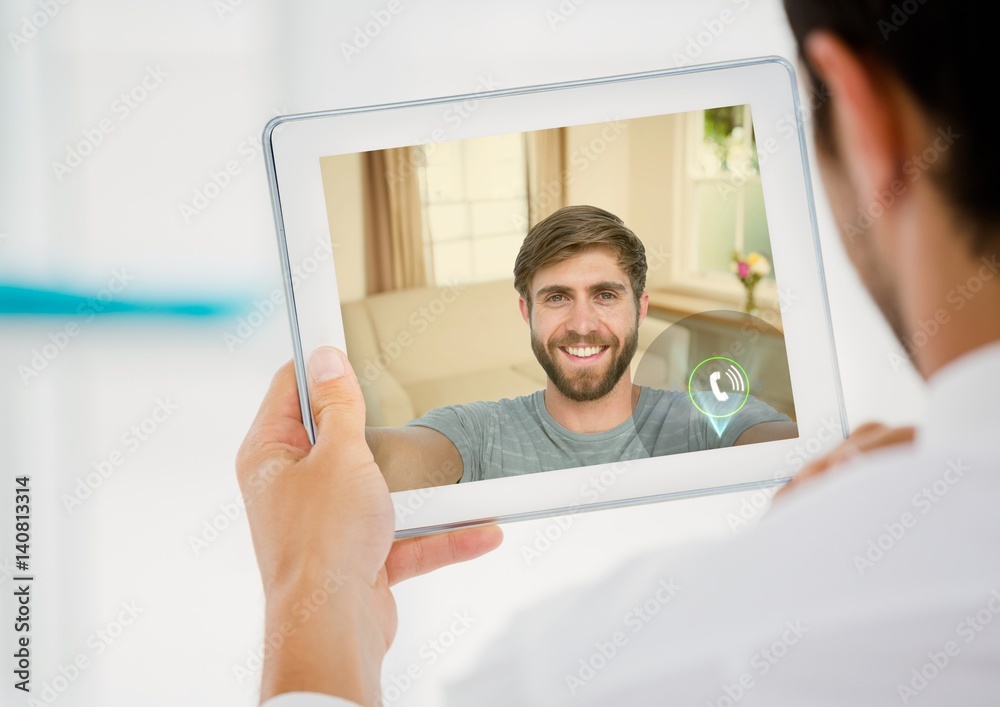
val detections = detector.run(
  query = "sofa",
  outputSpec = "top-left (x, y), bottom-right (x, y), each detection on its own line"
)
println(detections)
top-left (341, 279), bottom-right (689, 427)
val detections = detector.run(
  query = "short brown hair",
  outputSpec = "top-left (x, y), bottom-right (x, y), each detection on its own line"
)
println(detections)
top-left (513, 205), bottom-right (647, 308)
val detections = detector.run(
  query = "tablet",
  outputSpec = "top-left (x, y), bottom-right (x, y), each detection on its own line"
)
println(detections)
top-left (263, 56), bottom-right (848, 538)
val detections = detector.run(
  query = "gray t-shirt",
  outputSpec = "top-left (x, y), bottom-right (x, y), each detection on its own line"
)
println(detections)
top-left (406, 387), bottom-right (791, 483)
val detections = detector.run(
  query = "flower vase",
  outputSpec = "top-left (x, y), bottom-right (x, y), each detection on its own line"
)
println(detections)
top-left (742, 283), bottom-right (758, 315)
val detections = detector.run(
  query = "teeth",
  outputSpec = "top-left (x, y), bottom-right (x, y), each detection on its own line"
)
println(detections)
top-left (566, 346), bottom-right (603, 357)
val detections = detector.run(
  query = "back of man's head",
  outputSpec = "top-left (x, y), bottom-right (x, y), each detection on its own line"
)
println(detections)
top-left (513, 204), bottom-right (647, 309)
top-left (783, 0), bottom-right (998, 255)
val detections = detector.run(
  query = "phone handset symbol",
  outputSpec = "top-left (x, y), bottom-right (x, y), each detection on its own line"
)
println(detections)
top-left (709, 371), bottom-right (729, 402)
top-left (689, 358), bottom-right (749, 418)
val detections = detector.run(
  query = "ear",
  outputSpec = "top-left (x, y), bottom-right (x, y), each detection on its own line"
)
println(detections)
top-left (518, 296), bottom-right (531, 325)
top-left (637, 291), bottom-right (649, 326)
top-left (803, 31), bottom-right (902, 200)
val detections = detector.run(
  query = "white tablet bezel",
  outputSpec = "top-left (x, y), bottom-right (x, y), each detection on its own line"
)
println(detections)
top-left (263, 56), bottom-right (848, 538)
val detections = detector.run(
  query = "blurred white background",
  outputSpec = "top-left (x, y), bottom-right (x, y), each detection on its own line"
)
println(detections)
top-left (0, 1), bottom-right (926, 705)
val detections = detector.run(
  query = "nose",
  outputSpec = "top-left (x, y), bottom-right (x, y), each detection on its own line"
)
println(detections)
top-left (566, 298), bottom-right (599, 337)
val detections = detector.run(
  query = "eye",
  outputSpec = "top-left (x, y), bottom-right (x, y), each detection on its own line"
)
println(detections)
top-left (597, 291), bottom-right (618, 301)
top-left (546, 293), bottom-right (566, 303)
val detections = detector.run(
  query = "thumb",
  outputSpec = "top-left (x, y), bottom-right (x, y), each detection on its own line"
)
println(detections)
top-left (306, 346), bottom-right (367, 448)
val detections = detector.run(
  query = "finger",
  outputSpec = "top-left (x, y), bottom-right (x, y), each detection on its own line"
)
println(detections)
top-left (780, 428), bottom-right (887, 497)
top-left (834, 424), bottom-right (916, 463)
top-left (307, 347), bottom-right (368, 450)
top-left (872, 425), bottom-right (916, 446)
top-left (833, 422), bottom-right (891, 455)
top-left (778, 425), bottom-right (916, 498)
top-left (851, 421), bottom-right (887, 436)
top-left (776, 458), bottom-right (833, 497)
top-left (385, 525), bottom-right (504, 587)
top-left (237, 360), bottom-right (311, 468)
top-left (259, 360), bottom-right (305, 425)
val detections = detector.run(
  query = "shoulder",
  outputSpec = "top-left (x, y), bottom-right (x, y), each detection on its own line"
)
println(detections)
top-left (459, 391), bottom-right (540, 416)
top-left (407, 393), bottom-right (540, 426)
top-left (640, 386), bottom-right (687, 409)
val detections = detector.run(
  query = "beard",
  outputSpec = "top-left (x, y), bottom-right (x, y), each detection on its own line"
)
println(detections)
top-left (531, 321), bottom-right (639, 402)
top-left (848, 226), bottom-right (910, 352)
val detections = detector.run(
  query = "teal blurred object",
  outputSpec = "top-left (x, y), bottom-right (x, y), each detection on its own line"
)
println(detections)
top-left (0, 284), bottom-right (247, 317)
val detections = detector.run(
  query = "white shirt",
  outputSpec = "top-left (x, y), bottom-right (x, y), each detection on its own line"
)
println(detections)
top-left (264, 342), bottom-right (1000, 706)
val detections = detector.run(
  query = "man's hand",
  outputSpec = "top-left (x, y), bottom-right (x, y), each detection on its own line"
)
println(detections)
top-left (236, 348), bottom-right (503, 706)
top-left (777, 421), bottom-right (916, 499)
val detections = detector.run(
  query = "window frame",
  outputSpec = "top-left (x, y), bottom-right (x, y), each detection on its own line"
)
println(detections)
top-left (417, 133), bottom-right (530, 287)
top-left (664, 107), bottom-right (777, 308)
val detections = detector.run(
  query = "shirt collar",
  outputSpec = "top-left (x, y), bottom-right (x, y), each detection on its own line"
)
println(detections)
top-left (917, 340), bottom-right (1000, 454)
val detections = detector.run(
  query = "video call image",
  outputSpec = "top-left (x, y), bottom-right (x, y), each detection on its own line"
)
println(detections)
top-left (319, 105), bottom-right (798, 492)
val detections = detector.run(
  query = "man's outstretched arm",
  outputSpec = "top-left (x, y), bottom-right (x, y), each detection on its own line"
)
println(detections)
top-left (733, 420), bottom-right (799, 446)
top-left (365, 425), bottom-right (463, 491)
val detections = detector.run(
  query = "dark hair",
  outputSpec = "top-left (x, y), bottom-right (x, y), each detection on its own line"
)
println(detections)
top-left (513, 205), bottom-right (647, 308)
top-left (782, 0), bottom-right (998, 253)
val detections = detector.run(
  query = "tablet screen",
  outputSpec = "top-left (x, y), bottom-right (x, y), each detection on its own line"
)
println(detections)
top-left (317, 104), bottom-right (799, 491)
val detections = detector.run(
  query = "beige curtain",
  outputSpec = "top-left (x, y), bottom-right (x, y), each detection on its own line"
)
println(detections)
top-left (525, 128), bottom-right (567, 229)
top-left (362, 147), bottom-right (427, 294)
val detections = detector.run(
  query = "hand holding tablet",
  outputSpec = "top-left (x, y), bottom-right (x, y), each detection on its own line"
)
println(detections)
top-left (263, 57), bottom-right (847, 536)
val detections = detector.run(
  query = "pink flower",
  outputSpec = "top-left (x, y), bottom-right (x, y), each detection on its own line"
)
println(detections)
top-left (737, 261), bottom-right (750, 279)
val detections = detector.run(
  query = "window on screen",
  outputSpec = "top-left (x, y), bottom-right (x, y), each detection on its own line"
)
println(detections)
top-left (418, 132), bottom-right (529, 286)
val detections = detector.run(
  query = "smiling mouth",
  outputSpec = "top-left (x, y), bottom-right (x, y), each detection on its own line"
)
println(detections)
top-left (559, 345), bottom-right (609, 360)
